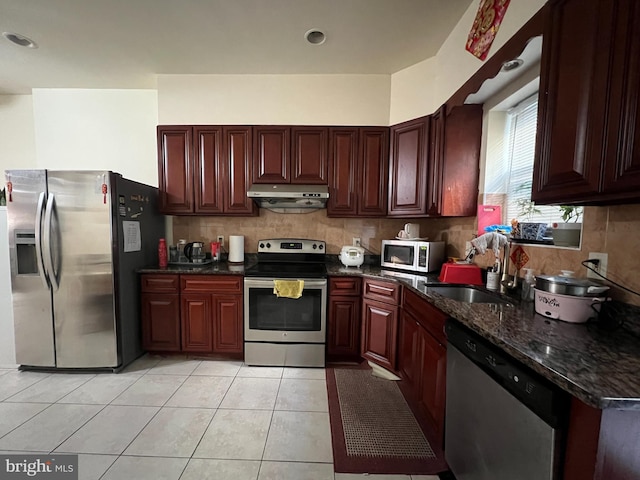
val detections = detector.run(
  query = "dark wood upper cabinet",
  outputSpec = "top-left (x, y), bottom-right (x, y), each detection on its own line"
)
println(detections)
top-left (223, 126), bottom-right (256, 215)
top-left (157, 125), bottom-right (256, 216)
top-left (252, 126), bottom-right (290, 184)
top-left (157, 126), bottom-right (194, 214)
top-left (359, 128), bottom-right (389, 216)
top-left (533, 0), bottom-right (640, 205)
top-left (427, 106), bottom-right (446, 216)
top-left (388, 116), bottom-right (430, 217)
top-left (441, 104), bottom-right (483, 217)
top-left (194, 126), bottom-right (224, 214)
top-left (291, 127), bottom-right (328, 184)
top-left (327, 127), bottom-right (388, 217)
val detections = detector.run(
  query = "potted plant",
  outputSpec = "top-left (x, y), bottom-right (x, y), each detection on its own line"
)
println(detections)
top-left (513, 198), bottom-right (547, 240)
top-left (552, 206), bottom-right (583, 247)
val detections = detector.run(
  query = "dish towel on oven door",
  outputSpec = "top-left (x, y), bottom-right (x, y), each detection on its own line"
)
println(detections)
top-left (273, 280), bottom-right (305, 299)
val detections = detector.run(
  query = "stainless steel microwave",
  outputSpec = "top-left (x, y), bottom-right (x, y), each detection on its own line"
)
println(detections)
top-left (381, 240), bottom-right (445, 273)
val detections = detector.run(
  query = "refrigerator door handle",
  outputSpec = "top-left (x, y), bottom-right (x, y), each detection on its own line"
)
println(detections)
top-left (43, 192), bottom-right (60, 292)
top-left (35, 191), bottom-right (50, 289)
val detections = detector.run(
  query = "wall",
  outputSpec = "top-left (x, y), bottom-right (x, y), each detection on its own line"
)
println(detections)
top-left (32, 89), bottom-right (159, 186)
top-left (389, 0), bottom-right (548, 124)
top-left (0, 95), bottom-right (37, 175)
top-left (158, 74), bottom-right (390, 125)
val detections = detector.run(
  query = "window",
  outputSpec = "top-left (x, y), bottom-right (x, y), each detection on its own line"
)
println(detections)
top-left (484, 93), bottom-right (583, 248)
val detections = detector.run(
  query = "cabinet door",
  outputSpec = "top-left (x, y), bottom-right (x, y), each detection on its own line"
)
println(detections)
top-left (328, 296), bottom-right (361, 357)
top-left (359, 127), bottom-right (389, 216)
top-left (141, 293), bottom-right (181, 351)
top-left (181, 293), bottom-right (213, 352)
top-left (252, 126), bottom-right (290, 184)
top-left (398, 310), bottom-right (421, 395)
top-left (532, 0), bottom-right (603, 204)
top-left (441, 104), bottom-right (482, 217)
top-left (361, 298), bottom-right (398, 371)
top-left (157, 126), bottom-right (194, 214)
top-left (213, 295), bottom-right (243, 353)
top-left (194, 126), bottom-right (224, 214)
top-left (327, 128), bottom-right (358, 216)
top-left (291, 127), bottom-right (328, 184)
top-left (598, 0), bottom-right (640, 199)
top-left (427, 106), bottom-right (445, 216)
top-left (388, 117), bottom-right (429, 216)
top-left (417, 327), bottom-right (447, 446)
top-left (223, 126), bottom-right (257, 215)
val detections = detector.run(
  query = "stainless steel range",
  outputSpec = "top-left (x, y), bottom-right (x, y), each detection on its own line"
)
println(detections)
top-left (244, 238), bottom-right (327, 367)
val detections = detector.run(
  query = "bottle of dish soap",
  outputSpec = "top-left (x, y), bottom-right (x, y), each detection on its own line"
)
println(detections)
top-left (521, 268), bottom-right (535, 302)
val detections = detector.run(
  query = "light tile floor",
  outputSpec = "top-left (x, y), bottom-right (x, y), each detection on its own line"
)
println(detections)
top-left (0, 355), bottom-right (441, 480)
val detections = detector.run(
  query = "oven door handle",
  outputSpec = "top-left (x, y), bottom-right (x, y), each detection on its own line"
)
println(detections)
top-left (244, 278), bottom-right (327, 288)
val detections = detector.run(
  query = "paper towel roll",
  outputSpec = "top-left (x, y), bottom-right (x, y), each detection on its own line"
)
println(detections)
top-left (228, 235), bottom-right (245, 263)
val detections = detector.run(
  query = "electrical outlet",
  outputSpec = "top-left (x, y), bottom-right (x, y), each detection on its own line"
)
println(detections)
top-left (587, 252), bottom-right (608, 279)
top-left (217, 235), bottom-right (224, 248)
top-left (353, 237), bottom-right (361, 247)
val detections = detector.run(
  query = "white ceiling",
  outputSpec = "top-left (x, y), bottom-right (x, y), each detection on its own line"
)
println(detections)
top-left (0, 0), bottom-right (474, 94)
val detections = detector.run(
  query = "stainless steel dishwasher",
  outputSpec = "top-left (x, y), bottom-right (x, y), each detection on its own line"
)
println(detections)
top-left (445, 320), bottom-right (570, 480)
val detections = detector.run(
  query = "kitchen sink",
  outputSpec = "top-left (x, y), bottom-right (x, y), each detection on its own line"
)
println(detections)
top-left (424, 285), bottom-right (512, 305)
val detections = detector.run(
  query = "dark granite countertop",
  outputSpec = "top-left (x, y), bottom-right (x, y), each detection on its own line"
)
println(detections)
top-left (141, 259), bottom-right (640, 410)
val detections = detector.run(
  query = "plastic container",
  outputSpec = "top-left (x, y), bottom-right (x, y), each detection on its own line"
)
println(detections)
top-left (158, 238), bottom-right (168, 268)
top-left (439, 263), bottom-right (483, 285)
top-left (486, 267), bottom-right (500, 290)
top-left (521, 268), bottom-right (535, 302)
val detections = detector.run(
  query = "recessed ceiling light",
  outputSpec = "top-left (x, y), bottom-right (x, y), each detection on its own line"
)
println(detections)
top-left (3, 32), bottom-right (38, 48)
top-left (305, 29), bottom-right (326, 45)
top-left (501, 58), bottom-right (524, 72)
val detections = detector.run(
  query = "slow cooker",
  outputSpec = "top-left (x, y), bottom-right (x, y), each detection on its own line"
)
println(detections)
top-left (534, 275), bottom-right (609, 323)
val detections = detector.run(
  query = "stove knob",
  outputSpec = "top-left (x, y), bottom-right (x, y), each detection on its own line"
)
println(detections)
top-left (259, 243), bottom-right (265, 249)
top-left (319, 244), bottom-right (324, 250)
top-left (312, 244), bottom-right (317, 249)
top-left (266, 242), bottom-right (271, 249)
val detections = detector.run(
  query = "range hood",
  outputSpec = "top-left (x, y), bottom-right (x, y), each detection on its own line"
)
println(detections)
top-left (247, 184), bottom-right (329, 212)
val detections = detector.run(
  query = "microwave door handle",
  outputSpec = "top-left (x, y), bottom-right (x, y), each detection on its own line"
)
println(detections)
top-left (43, 193), bottom-right (59, 292)
top-left (35, 192), bottom-right (50, 289)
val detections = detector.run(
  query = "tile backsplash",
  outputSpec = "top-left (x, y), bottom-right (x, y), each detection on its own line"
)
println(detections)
top-left (173, 203), bottom-right (640, 306)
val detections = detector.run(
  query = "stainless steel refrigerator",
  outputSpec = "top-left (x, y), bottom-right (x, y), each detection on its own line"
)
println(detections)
top-left (5, 170), bottom-right (165, 370)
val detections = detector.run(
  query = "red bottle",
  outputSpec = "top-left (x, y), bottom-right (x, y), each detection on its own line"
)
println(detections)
top-left (158, 238), bottom-right (168, 268)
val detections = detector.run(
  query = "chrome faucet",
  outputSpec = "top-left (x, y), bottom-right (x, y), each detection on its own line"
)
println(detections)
top-left (500, 241), bottom-right (517, 293)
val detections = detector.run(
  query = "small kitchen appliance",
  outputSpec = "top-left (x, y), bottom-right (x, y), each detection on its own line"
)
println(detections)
top-left (339, 245), bottom-right (365, 267)
top-left (533, 274), bottom-right (609, 323)
top-left (381, 239), bottom-right (445, 273)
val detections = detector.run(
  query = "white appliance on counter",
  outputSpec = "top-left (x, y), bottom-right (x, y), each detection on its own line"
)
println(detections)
top-left (5, 170), bottom-right (165, 370)
top-left (339, 245), bottom-right (365, 267)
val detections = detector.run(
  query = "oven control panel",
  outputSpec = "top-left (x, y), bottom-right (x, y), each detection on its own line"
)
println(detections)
top-left (257, 238), bottom-right (325, 254)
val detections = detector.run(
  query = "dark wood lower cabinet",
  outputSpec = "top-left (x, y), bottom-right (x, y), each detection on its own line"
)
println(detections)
top-left (213, 295), bottom-right (243, 353)
top-left (328, 297), bottom-right (361, 358)
top-left (398, 288), bottom-right (447, 448)
top-left (141, 274), bottom-right (243, 355)
top-left (181, 294), bottom-right (213, 352)
top-left (141, 293), bottom-right (181, 352)
top-left (361, 298), bottom-right (398, 371)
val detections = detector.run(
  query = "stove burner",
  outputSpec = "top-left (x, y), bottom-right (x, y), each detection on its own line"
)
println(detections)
top-left (245, 238), bottom-right (327, 279)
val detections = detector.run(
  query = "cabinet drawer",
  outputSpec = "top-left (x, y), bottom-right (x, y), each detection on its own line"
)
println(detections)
top-left (329, 276), bottom-right (362, 296)
top-left (141, 274), bottom-right (180, 293)
top-left (402, 288), bottom-right (447, 345)
top-left (363, 278), bottom-right (400, 304)
top-left (181, 275), bottom-right (243, 294)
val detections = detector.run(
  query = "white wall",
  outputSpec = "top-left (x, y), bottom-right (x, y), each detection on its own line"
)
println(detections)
top-left (158, 74), bottom-right (390, 125)
top-left (32, 89), bottom-right (159, 186)
top-left (390, 0), bottom-right (547, 123)
top-left (0, 95), bottom-right (37, 175)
